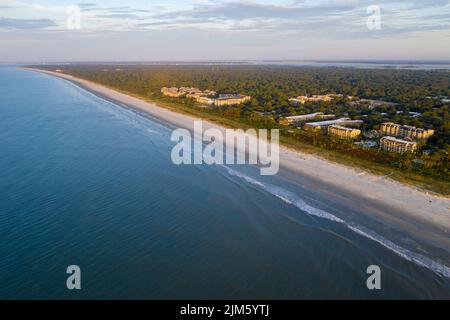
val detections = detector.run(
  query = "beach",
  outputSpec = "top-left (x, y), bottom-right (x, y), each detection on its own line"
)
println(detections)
top-left (26, 68), bottom-right (450, 251)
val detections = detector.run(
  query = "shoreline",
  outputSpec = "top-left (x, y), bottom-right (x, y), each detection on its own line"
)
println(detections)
top-left (24, 67), bottom-right (450, 250)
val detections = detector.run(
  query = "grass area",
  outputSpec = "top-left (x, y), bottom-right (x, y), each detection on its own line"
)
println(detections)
top-left (68, 79), bottom-right (450, 196)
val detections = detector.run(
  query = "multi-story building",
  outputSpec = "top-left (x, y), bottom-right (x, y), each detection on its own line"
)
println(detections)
top-left (304, 118), bottom-right (364, 132)
top-left (214, 94), bottom-right (251, 107)
top-left (380, 122), bottom-right (434, 140)
top-left (380, 136), bottom-right (417, 153)
top-left (328, 125), bottom-right (361, 139)
top-left (347, 99), bottom-right (397, 109)
top-left (161, 87), bottom-right (185, 97)
top-left (196, 96), bottom-right (215, 105)
top-left (162, 87), bottom-right (216, 101)
top-left (289, 95), bottom-right (334, 105)
top-left (203, 90), bottom-right (217, 97)
top-left (279, 113), bottom-right (336, 125)
top-left (179, 87), bottom-right (202, 95)
top-left (186, 92), bottom-right (204, 100)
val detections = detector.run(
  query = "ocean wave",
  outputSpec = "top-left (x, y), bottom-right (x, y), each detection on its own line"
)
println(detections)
top-left (220, 165), bottom-right (450, 279)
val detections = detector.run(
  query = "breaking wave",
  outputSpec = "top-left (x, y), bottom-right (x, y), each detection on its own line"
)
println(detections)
top-left (220, 165), bottom-right (450, 279)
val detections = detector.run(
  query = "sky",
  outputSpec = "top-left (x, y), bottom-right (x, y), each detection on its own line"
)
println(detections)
top-left (0, 0), bottom-right (449, 62)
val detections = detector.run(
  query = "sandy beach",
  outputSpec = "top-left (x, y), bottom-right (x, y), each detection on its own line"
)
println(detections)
top-left (26, 68), bottom-right (450, 251)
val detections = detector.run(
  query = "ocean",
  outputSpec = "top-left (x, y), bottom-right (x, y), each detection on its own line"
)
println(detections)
top-left (0, 66), bottom-right (449, 299)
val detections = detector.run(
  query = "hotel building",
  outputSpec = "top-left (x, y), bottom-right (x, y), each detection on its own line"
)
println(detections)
top-left (328, 125), bottom-right (361, 139)
top-left (289, 95), bottom-right (335, 105)
top-left (214, 94), bottom-right (251, 107)
top-left (380, 122), bottom-right (434, 140)
top-left (347, 99), bottom-right (397, 109)
top-left (196, 96), bottom-right (215, 105)
top-left (304, 118), bottom-right (364, 132)
top-left (380, 136), bottom-right (417, 153)
top-left (161, 87), bottom-right (185, 98)
top-left (279, 112), bottom-right (335, 125)
top-left (162, 87), bottom-right (217, 101)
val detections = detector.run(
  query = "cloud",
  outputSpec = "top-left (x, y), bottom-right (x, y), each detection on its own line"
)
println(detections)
top-left (77, 3), bottom-right (97, 8)
top-left (0, 17), bottom-right (56, 29)
top-left (129, 0), bottom-right (450, 39)
top-left (1, 1), bottom-right (450, 43)
top-left (95, 13), bottom-right (147, 20)
top-left (151, 2), bottom-right (354, 21)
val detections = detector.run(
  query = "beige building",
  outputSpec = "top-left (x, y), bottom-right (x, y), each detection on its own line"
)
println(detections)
top-left (380, 122), bottom-right (434, 140)
top-left (289, 94), bottom-right (346, 105)
top-left (214, 94), bottom-right (251, 107)
top-left (348, 99), bottom-right (397, 109)
top-left (161, 87), bottom-right (184, 97)
top-left (328, 125), bottom-right (361, 139)
top-left (186, 92), bottom-right (204, 99)
top-left (162, 87), bottom-right (217, 101)
top-left (380, 136), bottom-right (417, 153)
top-left (280, 112), bottom-right (335, 125)
top-left (196, 96), bottom-right (215, 105)
top-left (304, 118), bottom-right (364, 132)
top-left (179, 87), bottom-right (202, 95)
top-left (290, 95), bottom-right (333, 105)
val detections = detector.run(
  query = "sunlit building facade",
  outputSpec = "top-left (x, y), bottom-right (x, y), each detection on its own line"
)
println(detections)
top-left (380, 136), bottom-right (418, 153)
top-left (380, 122), bottom-right (434, 140)
top-left (328, 125), bottom-right (361, 139)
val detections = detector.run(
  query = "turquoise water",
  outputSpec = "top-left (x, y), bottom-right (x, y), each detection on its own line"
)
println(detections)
top-left (0, 66), bottom-right (449, 299)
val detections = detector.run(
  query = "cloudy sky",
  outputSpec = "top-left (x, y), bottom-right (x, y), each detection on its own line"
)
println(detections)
top-left (0, 0), bottom-right (449, 61)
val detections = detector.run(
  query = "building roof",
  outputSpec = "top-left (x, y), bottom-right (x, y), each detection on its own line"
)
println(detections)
top-left (329, 125), bottom-right (360, 131)
top-left (381, 136), bottom-right (417, 144)
top-left (217, 94), bottom-right (249, 100)
top-left (305, 118), bottom-right (363, 127)
top-left (285, 112), bottom-right (324, 120)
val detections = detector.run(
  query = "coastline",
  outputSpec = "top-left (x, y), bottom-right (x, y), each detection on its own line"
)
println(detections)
top-left (24, 67), bottom-right (450, 250)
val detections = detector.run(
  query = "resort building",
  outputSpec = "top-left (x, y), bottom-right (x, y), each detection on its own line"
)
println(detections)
top-left (347, 99), bottom-right (397, 109)
top-left (203, 90), bottom-right (217, 97)
top-left (161, 87), bottom-right (185, 97)
top-left (179, 87), bottom-right (202, 95)
top-left (196, 96), bottom-right (215, 105)
top-left (380, 122), bottom-right (434, 140)
top-left (186, 92), bottom-right (205, 100)
top-left (279, 112), bottom-right (335, 125)
top-left (162, 87), bottom-right (217, 101)
top-left (289, 95), bottom-right (336, 105)
top-left (214, 94), bottom-right (251, 107)
top-left (380, 136), bottom-right (418, 153)
top-left (304, 118), bottom-right (364, 132)
top-left (328, 125), bottom-right (361, 139)
top-left (161, 87), bottom-right (249, 107)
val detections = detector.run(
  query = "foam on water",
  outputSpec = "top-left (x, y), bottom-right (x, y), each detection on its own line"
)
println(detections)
top-left (220, 165), bottom-right (450, 279)
top-left (63, 79), bottom-right (169, 138)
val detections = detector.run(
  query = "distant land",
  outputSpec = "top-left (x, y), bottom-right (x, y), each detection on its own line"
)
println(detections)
top-left (4, 60), bottom-right (450, 70)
